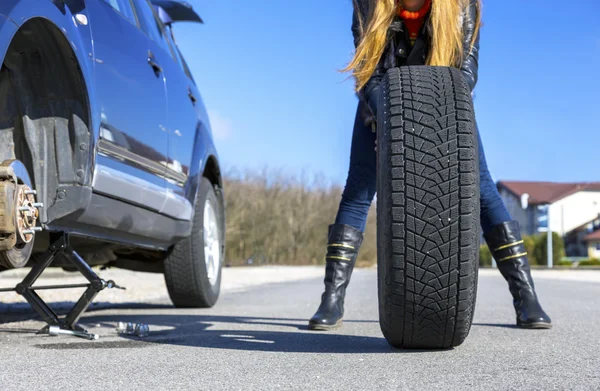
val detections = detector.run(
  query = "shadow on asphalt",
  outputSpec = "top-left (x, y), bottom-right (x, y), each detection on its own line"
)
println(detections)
top-left (0, 301), bottom-right (173, 325)
top-left (472, 323), bottom-right (518, 329)
top-left (43, 313), bottom-right (451, 354)
top-left (0, 303), bottom-right (451, 354)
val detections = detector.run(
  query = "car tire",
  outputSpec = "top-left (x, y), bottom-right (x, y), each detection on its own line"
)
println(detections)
top-left (164, 177), bottom-right (225, 308)
top-left (376, 66), bottom-right (480, 349)
top-left (0, 240), bottom-right (33, 270)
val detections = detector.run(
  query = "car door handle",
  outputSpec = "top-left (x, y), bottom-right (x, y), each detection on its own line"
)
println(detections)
top-left (148, 57), bottom-right (162, 73)
top-left (147, 52), bottom-right (162, 74)
top-left (188, 88), bottom-right (197, 105)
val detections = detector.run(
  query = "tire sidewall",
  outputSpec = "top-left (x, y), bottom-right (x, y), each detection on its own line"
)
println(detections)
top-left (193, 178), bottom-right (223, 305)
top-left (376, 70), bottom-right (393, 340)
top-left (0, 239), bottom-right (33, 269)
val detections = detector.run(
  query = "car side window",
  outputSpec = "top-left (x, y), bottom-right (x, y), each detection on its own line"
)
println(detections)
top-left (175, 47), bottom-right (195, 83)
top-left (133, 0), bottom-right (177, 60)
top-left (163, 26), bottom-right (187, 71)
top-left (100, 0), bottom-right (138, 25)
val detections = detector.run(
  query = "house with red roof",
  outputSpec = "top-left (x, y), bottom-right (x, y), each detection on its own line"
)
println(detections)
top-left (497, 181), bottom-right (600, 257)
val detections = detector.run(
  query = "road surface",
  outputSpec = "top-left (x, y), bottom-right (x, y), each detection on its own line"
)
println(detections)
top-left (1, 267), bottom-right (599, 390)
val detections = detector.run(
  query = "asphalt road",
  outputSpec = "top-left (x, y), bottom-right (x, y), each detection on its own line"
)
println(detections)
top-left (0, 267), bottom-right (599, 390)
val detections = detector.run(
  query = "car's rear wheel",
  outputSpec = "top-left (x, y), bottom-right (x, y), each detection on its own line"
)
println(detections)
top-left (164, 177), bottom-right (225, 308)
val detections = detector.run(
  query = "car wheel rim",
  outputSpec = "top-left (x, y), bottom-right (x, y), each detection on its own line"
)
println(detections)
top-left (203, 199), bottom-right (221, 285)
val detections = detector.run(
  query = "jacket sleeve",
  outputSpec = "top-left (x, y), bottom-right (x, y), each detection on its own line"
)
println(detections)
top-left (460, 0), bottom-right (480, 92)
top-left (351, 1), bottom-right (386, 117)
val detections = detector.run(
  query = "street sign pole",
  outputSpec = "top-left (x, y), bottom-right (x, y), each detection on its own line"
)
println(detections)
top-left (536, 204), bottom-right (553, 269)
top-left (547, 205), bottom-right (553, 269)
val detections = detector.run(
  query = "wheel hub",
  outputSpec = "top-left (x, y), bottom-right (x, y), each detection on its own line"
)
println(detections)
top-left (203, 199), bottom-right (221, 285)
top-left (16, 185), bottom-right (40, 244)
top-left (0, 160), bottom-right (42, 254)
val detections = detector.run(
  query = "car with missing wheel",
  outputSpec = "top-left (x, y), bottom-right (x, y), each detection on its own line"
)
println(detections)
top-left (0, 0), bottom-right (225, 308)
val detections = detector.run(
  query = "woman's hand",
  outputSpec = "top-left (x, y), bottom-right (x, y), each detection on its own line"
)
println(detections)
top-left (359, 100), bottom-right (376, 128)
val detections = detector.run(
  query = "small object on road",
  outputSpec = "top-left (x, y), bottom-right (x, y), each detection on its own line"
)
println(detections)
top-left (116, 322), bottom-right (150, 337)
top-left (48, 326), bottom-right (99, 341)
top-left (116, 322), bottom-right (127, 333)
top-left (135, 323), bottom-right (149, 337)
top-left (116, 322), bottom-right (134, 334)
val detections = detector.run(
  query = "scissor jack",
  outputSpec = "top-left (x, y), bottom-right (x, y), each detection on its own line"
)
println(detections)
top-left (0, 232), bottom-right (125, 340)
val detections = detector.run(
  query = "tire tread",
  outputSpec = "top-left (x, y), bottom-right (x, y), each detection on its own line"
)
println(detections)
top-left (377, 66), bottom-right (479, 349)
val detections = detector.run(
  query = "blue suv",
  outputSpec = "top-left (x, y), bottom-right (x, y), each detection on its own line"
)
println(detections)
top-left (0, 0), bottom-right (225, 308)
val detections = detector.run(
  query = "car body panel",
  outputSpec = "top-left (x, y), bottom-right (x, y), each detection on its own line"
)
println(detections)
top-left (0, 0), bottom-right (221, 251)
top-left (184, 124), bottom-right (219, 208)
top-left (47, 191), bottom-right (191, 250)
top-left (132, 0), bottom-right (217, 217)
top-left (0, 0), bottom-right (100, 227)
top-left (152, 22), bottom-right (198, 197)
top-left (87, 0), bottom-right (169, 193)
top-left (0, 0), bottom-right (99, 184)
top-left (0, 16), bottom-right (17, 67)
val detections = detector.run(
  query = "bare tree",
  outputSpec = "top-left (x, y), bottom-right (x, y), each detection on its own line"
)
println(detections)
top-left (222, 167), bottom-right (377, 266)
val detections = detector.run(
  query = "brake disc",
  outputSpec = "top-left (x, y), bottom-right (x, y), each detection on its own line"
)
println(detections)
top-left (0, 160), bottom-right (42, 268)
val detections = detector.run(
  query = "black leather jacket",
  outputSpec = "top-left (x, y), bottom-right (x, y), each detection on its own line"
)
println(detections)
top-left (352, 0), bottom-right (480, 115)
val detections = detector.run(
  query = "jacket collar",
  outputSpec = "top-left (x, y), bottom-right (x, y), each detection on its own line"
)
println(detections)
top-left (403, 12), bottom-right (432, 65)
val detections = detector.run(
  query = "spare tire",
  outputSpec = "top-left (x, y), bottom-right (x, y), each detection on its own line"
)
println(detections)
top-left (376, 66), bottom-right (480, 349)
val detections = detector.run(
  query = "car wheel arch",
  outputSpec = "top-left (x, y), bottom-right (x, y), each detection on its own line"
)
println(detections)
top-left (0, 17), bottom-right (95, 224)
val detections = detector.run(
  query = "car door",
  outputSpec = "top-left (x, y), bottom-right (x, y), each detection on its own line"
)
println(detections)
top-left (149, 0), bottom-right (207, 208)
top-left (131, 0), bottom-right (195, 220)
top-left (162, 42), bottom-right (203, 204)
top-left (86, 0), bottom-right (169, 212)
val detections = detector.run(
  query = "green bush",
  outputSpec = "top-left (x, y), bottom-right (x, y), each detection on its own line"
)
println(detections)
top-left (578, 258), bottom-right (600, 266)
top-left (523, 235), bottom-right (537, 264)
top-left (533, 232), bottom-right (565, 266)
top-left (558, 259), bottom-right (573, 266)
top-left (479, 245), bottom-right (492, 267)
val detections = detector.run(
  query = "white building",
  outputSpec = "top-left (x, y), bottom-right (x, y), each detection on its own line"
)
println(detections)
top-left (497, 181), bottom-right (600, 257)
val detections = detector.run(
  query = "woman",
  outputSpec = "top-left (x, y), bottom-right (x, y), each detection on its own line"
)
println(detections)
top-left (308, 0), bottom-right (552, 331)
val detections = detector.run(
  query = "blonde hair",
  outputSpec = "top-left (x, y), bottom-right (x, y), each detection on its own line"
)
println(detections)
top-left (344, 0), bottom-right (482, 91)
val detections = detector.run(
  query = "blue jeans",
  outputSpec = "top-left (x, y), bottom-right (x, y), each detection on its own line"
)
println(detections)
top-left (335, 100), bottom-right (511, 234)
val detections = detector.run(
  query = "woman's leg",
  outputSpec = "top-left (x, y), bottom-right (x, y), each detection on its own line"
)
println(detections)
top-left (477, 126), bottom-right (552, 328)
top-left (477, 126), bottom-right (512, 234)
top-left (308, 100), bottom-right (377, 330)
top-left (334, 103), bottom-right (378, 232)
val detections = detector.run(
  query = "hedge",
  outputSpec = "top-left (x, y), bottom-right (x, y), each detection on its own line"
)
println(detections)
top-left (479, 232), bottom-right (565, 267)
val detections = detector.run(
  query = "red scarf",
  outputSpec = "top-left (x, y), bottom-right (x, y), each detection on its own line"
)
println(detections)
top-left (397, 0), bottom-right (431, 45)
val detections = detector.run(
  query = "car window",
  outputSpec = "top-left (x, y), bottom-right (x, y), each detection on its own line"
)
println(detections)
top-left (132, 0), bottom-right (177, 60)
top-left (163, 26), bottom-right (189, 74)
top-left (163, 25), bottom-right (180, 62)
top-left (100, 0), bottom-right (138, 25)
top-left (175, 47), bottom-right (195, 83)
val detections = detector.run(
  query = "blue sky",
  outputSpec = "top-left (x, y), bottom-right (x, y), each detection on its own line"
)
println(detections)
top-left (172, 0), bottom-right (600, 185)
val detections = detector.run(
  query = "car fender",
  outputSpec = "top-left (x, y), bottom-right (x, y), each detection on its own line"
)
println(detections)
top-left (0, 15), bottom-right (18, 67)
top-left (0, 0), bottom-right (99, 185)
top-left (184, 94), bottom-right (222, 212)
top-left (185, 123), bottom-right (221, 208)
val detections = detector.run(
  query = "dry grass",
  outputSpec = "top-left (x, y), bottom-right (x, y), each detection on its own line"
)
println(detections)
top-left (222, 168), bottom-right (376, 267)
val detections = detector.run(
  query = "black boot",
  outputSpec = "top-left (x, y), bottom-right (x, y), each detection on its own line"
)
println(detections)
top-left (308, 224), bottom-right (363, 331)
top-left (484, 221), bottom-right (552, 329)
